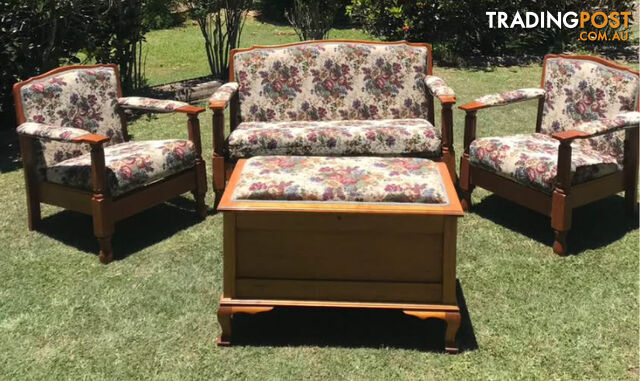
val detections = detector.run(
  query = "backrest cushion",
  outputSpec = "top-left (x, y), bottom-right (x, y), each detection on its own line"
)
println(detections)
top-left (18, 66), bottom-right (125, 169)
top-left (541, 57), bottom-right (639, 162)
top-left (232, 41), bottom-right (431, 122)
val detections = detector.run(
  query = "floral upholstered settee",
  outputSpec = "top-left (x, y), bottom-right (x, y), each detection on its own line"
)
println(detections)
top-left (458, 55), bottom-right (639, 255)
top-left (208, 40), bottom-right (457, 202)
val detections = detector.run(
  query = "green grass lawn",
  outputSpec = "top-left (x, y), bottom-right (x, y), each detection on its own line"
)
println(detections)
top-left (1, 17), bottom-right (638, 380)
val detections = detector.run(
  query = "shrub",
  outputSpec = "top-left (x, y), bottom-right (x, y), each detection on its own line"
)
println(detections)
top-left (144, 0), bottom-right (185, 30)
top-left (0, 0), bottom-right (91, 124)
top-left (286, 0), bottom-right (343, 40)
top-left (85, 0), bottom-right (149, 92)
top-left (186, 0), bottom-right (253, 79)
top-left (347, 0), bottom-right (637, 65)
top-left (255, 0), bottom-right (293, 24)
top-left (0, 0), bottom-right (148, 127)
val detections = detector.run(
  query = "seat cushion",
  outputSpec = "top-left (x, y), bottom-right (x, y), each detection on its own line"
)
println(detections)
top-left (227, 119), bottom-right (441, 160)
top-left (232, 156), bottom-right (448, 204)
top-left (469, 133), bottom-right (621, 193)
top-left (46, 140), bottom-right (196, 197)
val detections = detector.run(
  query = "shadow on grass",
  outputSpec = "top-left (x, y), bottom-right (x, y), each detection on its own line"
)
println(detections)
top-left (37, 196), bottom-right (204, 261)
top-left (0, 129), bottom-right (21, 173)
top-left (229, 280), bottom-right (478, 353)
top-left (471, 194), bottom-right (638, 255)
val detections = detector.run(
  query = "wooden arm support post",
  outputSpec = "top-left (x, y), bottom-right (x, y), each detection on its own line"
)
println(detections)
top-left (441, 103), bottom-right (456, 182)
top-left (551, 140), bottom-right (573, 255)
top-left (459, 111), bottom-right (477, 210)
top-left (89, 142), bottom-right (114, 264)
top-left (187, 113), bottom-right (208, 218)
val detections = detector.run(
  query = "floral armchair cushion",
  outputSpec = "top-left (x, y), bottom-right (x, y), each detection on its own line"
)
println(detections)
top-left (232, 42), bottom-right (430, 122)
top-left (469, 133), bottom-right (620, 193)
top-left (227, 118), bottom-right (441, 160)
top-left (46, 140), bottom-right (196, 197)
top-left (18, 66), bottom-right (125, 169)
top-left (232, 156), bottom-right (448, 204)
top-left (541, 57), bottom-right (639, 162)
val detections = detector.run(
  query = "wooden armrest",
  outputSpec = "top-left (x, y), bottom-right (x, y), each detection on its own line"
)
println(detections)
top-left (551, 130), bottom-right (589, 142)
top-left (175, 105), bottom-right (206, 115)
top-left (459, 88), bottom-right (545, 112)
top-left (72, 134), bottom-right (110, 145)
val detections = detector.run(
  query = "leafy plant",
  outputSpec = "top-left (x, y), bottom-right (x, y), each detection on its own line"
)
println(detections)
top-left (285, 0), bottom-right (342, 41)
top-left (186, 0), bottom-right (253, 79)
top-left (0, 0), bottom-right (149, 127)
top-left (347, 0), bottom-right (637, 65)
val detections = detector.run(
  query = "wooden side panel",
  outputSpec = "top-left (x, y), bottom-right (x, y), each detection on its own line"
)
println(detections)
top-left (471, 166), bottom-right (552, 215)
top-left (570, 172), bottom-right (625, 208)
top-left (441, 217), bottom-right (457, 305)
top-left (223, 213), bottom-right (237, 298)
top-left (236, 212), bottom-right (444, 234)
top-left (39, 182), bottom-right (93, 214)
top-left (235, 279), bottom-right (442, 304)
top-left (235, 213), bottom-right (445, 282)
top-left (112, 169), bottom-right (196, 221)
top-left (236, 229), bottom-right (443, 282)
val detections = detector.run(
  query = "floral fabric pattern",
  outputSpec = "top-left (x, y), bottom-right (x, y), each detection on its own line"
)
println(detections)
top-left (19, 67), bottom-right (125, 170)
top-left (46, 140), bottom-right (196, 197)
top-left (118, 97), bottom-right (189, 113)
top-left (227, 119), bottom-right (441, 160)
top-left (572, 111), bottom-right (640, 136)
top-left (540, 57), bottom-right (639, 163)
top-left (425, 75), bottom-right (455, 98)
top-left (232, 42), bottom-right (431, 122)
top-left (469, 133), bottom-right (621, 193)
top-left (232, 156), bottom-right (448, 204)
top-left (475, 88), bottom-right (545, 107)
top-left (209, 82), bottom-right (239, 105)
top-left (17, 122), bottom-right (91, 142)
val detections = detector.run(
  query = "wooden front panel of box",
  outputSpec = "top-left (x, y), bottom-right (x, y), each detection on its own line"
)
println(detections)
top-left (223, 211), bottom-right (457, 305)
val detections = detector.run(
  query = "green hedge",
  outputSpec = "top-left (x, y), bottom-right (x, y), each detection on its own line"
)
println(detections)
top-left (0, 0), bottom-right (147, 128)
top-left (347, 0), bottom-right (637, 65)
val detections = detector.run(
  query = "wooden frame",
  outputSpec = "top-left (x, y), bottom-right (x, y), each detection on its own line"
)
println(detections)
top-left (13, 64), bottom-right (208, 264)
top-left (458, 54), bottom-right (639, 255)
top-left (210, 40), bottom-right (456, 207)
top-left (217, 160), bottom-right (464, 353)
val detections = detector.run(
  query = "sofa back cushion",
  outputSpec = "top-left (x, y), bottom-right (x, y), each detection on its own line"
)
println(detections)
top-left (540, 56), bottom-right (639, 162)
top-left (232, 41), bottom-right (431, 122)
top-left (17, 66), bottom-right (125, 170)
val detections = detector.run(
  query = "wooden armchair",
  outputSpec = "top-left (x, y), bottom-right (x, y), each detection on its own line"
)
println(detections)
top-left (207, 40), bottom-right (457, 206)
top-left (458, 55), bottom-right (639, 255)
top-left (13, 64), bottom-right (208, 263)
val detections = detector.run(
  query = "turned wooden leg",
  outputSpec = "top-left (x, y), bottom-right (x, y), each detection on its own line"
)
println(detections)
top-left (19, 136), bottom-right (41, 230)
top-left (625, 190), bottom-right (638, 216)
top-left (212, 156), bottom-right (226, 211)
top-left (403, 310), bottom-right (461, 354)
top-left (193, 192), bottom-right (207, 219)
top-left (26, 191), bottom-right (41, 231)
top-left (459, 154), bottom-right (474, 211)
top-left (624, 128), bottom-right (639, 216)
top-left (552, 230), bottom-right (568, 256)
top-left (442, 148), bottom-right (457, 184)
top-left (444, 312), bottom-right (461, 354)
top-left (193, 160), bottom-right (208, 219)
top-left (551, 186), bottom-right (572, 256)
top-left (217, 300), bottom-right (274, 346)
top-left (97, 236), bottom-right (114, 264)
top-left (187, 113), bottom-right (208, 219)
top-left (217, 305), bottom-right (232, 346)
